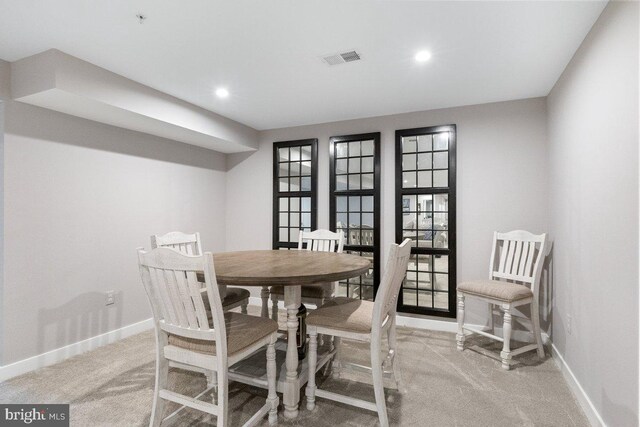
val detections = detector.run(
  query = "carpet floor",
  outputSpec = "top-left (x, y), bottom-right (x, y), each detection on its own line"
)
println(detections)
top-left (0, 308), bottom-right (589, 427)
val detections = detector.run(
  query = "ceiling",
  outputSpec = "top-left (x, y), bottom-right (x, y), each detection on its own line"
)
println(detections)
top-left (0, 1), bottom-right (607, 130)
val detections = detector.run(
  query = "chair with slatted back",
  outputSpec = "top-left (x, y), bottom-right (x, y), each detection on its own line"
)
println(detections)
top-left (137, 247), bottom-right (278, 427)
top-left (305, 239), bottom-right (412, 427)
top-left (151, 232), bottom-right (250, 314)
top-left (456, 230), bottom-right (550, 370)
top-left (267, 229), bottom-right (345, 320)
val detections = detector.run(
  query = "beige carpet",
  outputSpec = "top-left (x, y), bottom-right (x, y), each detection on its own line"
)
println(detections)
top-left (0, 308), bottom-right (589, 427)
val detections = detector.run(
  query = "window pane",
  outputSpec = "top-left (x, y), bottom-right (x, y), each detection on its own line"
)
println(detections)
top-left (289, 177), bottom-right (300, 191)
top-left (349, 196), bottom-right (360, 212)
top-left (301, 145), bottom-right (311, 160)
top-left (278, 147), bottom-right (289, 162)
top-left (279, 213), bottom-right (288, 227)
top-left (433, 152), bottom-right (448, 169)
top-left (290, 146), bottom-right (300, 161)
top-left (402, 137), bottom-right (417, 153)
top-left (417, 134), bottom-right (432, 151)
top-left (290, 197), bottom-right (300, 211)
top-left (434, 132), bottom-right (448, 150)
top-left (336, 159), bottom-right (348, 174)
top-left (403, 154), bottom-right (417, 171)
top-left (349, 141), bottom-right (360, 157)
top-left (336, 174), bottom-right (348, 190)
top-left (279, 228), bottom-right (289, 242)
top-left (361, 140), bottom-right (374, 156)
top-left (361, 174), bottom-right (374, 189)
top-left (289, 162), bottom-right (300, 176)
top-left (279, 163), bottom-right (289, 177)
top-left (337, 213), bottom-right (348, 228)
top-left (433, 255), bottom-right (448, 273)
top-left (362, 157), bottom-right (374, 173)
top-left (301, 176), bottom-right (311, 191)
top-left (433, 170), bottom-right (448, 187)
top-left (417, 153), bottom-right (432, 170)
top-left (362, 196), bottom-right (374, 212)
top-left (403, 172), bottom-right (416, 188)
top-left (290, 228), bottom-right (300, 242)
top-left (362, 213), bottom-right (374, 227)
top-left (434, 194), bottom-right (448, 212)
top-left (418, 171), bottom-right (432, 187)
top-left (337, 196), bottom-right (348, 212)
top-left (349, 157), bottom-right (360, 173)
top-left (279, 178), bottom-right (288, 192)
top-left (301, 161), bottom-right (312, 176)
top-left (348, 174), bottom-right (360, 190)
top-left (336, 143), bottom-right (348, 158)
top-left (301, 212), bottom-right (311, 228)
top-left (349, 213), bottom-right (360, 226)
top-left (301, 197), bottom-right (310, 211)
top-left (279, 198), bottom-right (288, 211)
top-left (290, 212), bottom-right (300, 227)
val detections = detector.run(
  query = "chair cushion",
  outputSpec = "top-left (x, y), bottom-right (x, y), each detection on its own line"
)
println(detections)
top-left (457, 280), bottom-right (533, 302)
top-left (201, 287), bottom-right (250, 310)
top-left (168, 312), bottom-right (278, 356)
top-left (270, 283), bottom-right (333, 299)
top-left (306, 297), bottom-right (374, 334)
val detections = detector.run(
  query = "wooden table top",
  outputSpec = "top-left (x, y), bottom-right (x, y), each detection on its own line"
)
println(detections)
top-left (210, 250), bottom-right (371, 286)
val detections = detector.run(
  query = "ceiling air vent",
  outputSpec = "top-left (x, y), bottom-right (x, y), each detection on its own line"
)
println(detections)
top-left (322, 50), bottom-right (362, 66)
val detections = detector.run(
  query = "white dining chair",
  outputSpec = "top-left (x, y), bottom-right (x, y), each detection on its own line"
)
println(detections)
top-left (268, 229), bottom-right (345, 320)
top-left (305, 239), bottom-right (411, 427)
top-left (456, 230), bottom-right (550, 370)
top-left (151, 232), bottom-right (250, 314)
top-left (137, 247), bottom-right (279, 427)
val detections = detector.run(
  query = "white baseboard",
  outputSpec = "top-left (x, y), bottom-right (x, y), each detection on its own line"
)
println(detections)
top-left (0, 318), bottom-right (154, 383)
top-left (550, 343), bottom-right (606, 427)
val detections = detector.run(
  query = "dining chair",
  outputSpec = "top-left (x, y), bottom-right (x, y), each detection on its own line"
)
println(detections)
top-left (151, 232), bottom-right (250, 314)
top-left (305, 239), bottom-right (411, 427)
top-left (456, 230), bottom-right (549, 370)
top-left (268, 229), bottom-right (345, 321)
top-left (137, 247), bottom-right (279, 427)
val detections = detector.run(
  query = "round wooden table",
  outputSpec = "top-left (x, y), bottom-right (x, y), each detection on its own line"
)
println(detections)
top-left (212, 250), bottom-right (370, 419)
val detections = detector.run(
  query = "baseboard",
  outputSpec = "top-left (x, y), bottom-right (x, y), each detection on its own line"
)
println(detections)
top-left (0, 318), bottom-right (154, 383)
top-left (550, 343), bottom-right (606, 427)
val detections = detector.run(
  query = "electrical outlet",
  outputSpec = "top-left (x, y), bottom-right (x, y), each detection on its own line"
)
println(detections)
top-left (106, 291), bottom-right (115, 306)
top-left (567, 314), bottom-right (572, 335)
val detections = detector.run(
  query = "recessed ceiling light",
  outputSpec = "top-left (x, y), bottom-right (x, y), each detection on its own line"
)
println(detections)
top-left (215, 88), bottom-right (229, 98)
top-left (415, 50), bottom-right (432, 63)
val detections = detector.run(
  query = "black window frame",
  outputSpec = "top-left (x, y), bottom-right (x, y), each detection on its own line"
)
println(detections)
top-left (395, 125), bottom-right (457, 317)
top-left (329, 132), bottom-right (381, 300)
top-left (272, 139), bottom-right (319, 250)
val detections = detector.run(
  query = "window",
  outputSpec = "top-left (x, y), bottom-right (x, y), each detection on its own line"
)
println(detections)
top-left (330, 133), bottom-right (381, 300)
top-left (396, 125), bottom-right (456, 317)
top-left (273, 139), bottom-right (318, 249)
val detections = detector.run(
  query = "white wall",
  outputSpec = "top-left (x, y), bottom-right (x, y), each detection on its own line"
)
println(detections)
top-left (547, 1), bottom-right (639, 426)
top-left (226, 97), bottom-right (549, 325)
top-left (2, 101), bottom-right (228, 365)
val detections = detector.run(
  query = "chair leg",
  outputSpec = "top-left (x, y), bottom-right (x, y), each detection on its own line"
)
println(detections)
top-left (204, 371), bottom-right (218, 399)
top-left (532, 301), bottom-right (545, 358)
top-left (488, 302), bottom-right (494, 333)
top-left (217, 366), bottom-right (228, 427)
top-left (261, 286), bottom-right (270, 318)
top-left (306, 330), bottom-right (318, 410)
top-left (241, 301), bottom-right (248, 315)
top-left (371, 340), bottom-right (389, 427)
top-left (266, 336), bottom-right (279, 425)
top-left (387, 318), bottom-right (404, 392)
top-left (150, 337), bottom-right (168, 427)
top-left (501, 305), bottom-right (512, 370)
top-left (456, 294), bottom-right (465, 351)
top-left (331, 337), bottom-right (342, 379)
top-left (271, 297), bottom-right (279, 323)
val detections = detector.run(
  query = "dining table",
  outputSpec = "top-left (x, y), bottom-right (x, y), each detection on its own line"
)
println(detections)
top-left (211, 249), bottom-right (371, 419)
